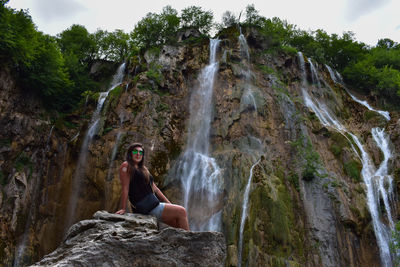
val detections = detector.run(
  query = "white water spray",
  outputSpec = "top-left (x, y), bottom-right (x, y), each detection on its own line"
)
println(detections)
top-left (65, 63), bottom-right (125, 229)
top-left (347, 93), bottom-right (390, 121)
top-left (238, 158), bottom-right (261, 267)
top-left (238, 30), bottom-right (257, 111)
top-left (177, 39), bottom-right (222, 231)
top-left (308, 59), bottom-right (321, 88)
top-left (325, 64), bottom-right (390, 121)
top-left (298, 52), bottom-right (395, 266)
top-left (13, 125), bottom-right (55, 267)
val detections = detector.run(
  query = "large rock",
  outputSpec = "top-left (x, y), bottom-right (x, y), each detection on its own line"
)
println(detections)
top-left (31, 211), bottom-right (226, 267)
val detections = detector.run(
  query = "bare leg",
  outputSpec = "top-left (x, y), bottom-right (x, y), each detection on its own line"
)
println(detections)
top-left (161, 204), bottom-right (189, 230)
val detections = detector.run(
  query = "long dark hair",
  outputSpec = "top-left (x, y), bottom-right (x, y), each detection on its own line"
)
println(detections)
top-left (126, 143), bottom-right (150, 182)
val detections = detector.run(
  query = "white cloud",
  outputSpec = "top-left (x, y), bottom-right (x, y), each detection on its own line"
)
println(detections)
top-left (33, 0), bottom-right (86, 22)
top-left (6, 0), bottom-right (400, 45)
top-left (345, 0), bottom-right (391, 21)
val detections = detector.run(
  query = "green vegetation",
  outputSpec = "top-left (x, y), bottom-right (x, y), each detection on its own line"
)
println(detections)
top-left (108, 85), bottom-right (123, 109)
top-left (180, 6), bottom-right (213, 35)
top-left (0, 2), bottom-right (219, 115)
top-left (329, 132), bottom-right (349, 158)
top-left (245, 168), bottom-right (305, 265)
top-left (391, 221), bottom-right (400, 265)
top-left (291, 136), bottom-right (320, 181)
top-left (236, 4), bottom-right (400, 108)
top-left (2, 0), bottom-right (399, 117)
top-left (343, 160), bottom-right (362, 182)
top-left (287, 171), bottom-right (300, 191)
top-left (146, 63), bottom-right (163, 87)
top-left (14, 152), bottom-right (34, 176)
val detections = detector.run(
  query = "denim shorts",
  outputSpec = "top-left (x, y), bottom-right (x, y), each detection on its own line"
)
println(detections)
top-left (149, 202), bottom-right (165, 220)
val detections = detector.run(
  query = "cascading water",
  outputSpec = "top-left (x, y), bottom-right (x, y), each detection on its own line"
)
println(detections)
top-left (308, 59), bottom-right (321, 88)
top-left (298, 52), bottom-right (396, 266)
top-left (65, 63), bottom-right (125, 229)
top-left (106, 114), bottom-right (125, 182)
top-left (348, 93), bottom-right (390, 121)
top-left (176, 39), bottom-right (222, 231)
top-left (238, 30), bottom-right (257, 111)
top-left (13, 125), bottom-right (55, 267)
top-left (325, 64), bottom-right (391, 121)
top-left (325, 64), bottom-right (338, 84)
top-left (238, 158), bottom-right (261, 267)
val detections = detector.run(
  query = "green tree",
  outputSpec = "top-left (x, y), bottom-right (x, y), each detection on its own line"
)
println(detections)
top-left (0, 1), bottom-right (38, 68)
top-left (57, 24), bottom-right (100, 109)
top-left (244, 4), bottom-right (264, 27)
top-left (0, 1), bottom-right (75, 110)
top-left (130, 5), bottom-right (180, 49)
top-left (57, 24), bottom-right (96, 64)
top-left (180, 6), bottom-right (213, 35)
top-left (219, 11), bottom-right (238, 29)
top-left (377, 38), bottom-right (399, 50)
top-left (93, 29), bottom-right (130, 61)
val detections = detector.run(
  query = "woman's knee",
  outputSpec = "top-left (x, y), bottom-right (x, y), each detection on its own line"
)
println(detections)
top-left (176, 205), bottom-right (187, 217)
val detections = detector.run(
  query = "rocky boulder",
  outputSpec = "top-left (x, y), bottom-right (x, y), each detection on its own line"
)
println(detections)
top-left (31, 211), bottom-right (226, 266)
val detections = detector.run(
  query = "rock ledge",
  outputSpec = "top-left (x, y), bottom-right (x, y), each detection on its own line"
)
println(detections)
top-left (32, 211), bottom-right (226, 266)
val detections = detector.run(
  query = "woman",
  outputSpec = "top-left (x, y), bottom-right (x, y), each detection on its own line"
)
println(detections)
top-left (116, 143), bottom-right (189, 230)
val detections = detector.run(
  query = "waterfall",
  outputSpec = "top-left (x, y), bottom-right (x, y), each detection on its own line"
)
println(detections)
top-left (65, 63), bottom-right (125, 229)
top-left (13, 125), bottom-right (55, 267)
top-left (325, 64), bottom-right (390, 121)
top-left (325, 64), bottom-right (340, 84)
top-left (106, 114), bottom-right (125, 182)
top-left (298, 52), bottom-right (396, 266)
top-left (238, 158), bottom-right (261, 267)
top-left (308, 59), bottom-right (321, 88)
top-left (238, 30), bottom-right (257, 111)
top-left (176, 39), bottom-right (222, 231)
top-left (347, 92), bottom-right (390, 121)
top-left (106, 132), bottom-right (122, 182)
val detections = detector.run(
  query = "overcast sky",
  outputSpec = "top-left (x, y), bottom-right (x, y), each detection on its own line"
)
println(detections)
top-left (7, 0), bottom-right (400, 46)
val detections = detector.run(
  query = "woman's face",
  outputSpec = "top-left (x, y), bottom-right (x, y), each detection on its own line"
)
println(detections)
top-left (131, 147), bottom-right (144, 165)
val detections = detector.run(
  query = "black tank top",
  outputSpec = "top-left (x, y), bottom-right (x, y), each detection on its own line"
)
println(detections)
top-left (128, 168), bottom-right (154, 206)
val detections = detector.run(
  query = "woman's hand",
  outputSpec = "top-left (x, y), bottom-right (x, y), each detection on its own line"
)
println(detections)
top-left (115, 209), bottom-right (126, 215)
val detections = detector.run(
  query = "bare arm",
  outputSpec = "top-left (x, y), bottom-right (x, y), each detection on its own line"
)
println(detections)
top-left (116, 162), bottom-right (130, 214)
top-left (152, 183), bottom-right (171, 204)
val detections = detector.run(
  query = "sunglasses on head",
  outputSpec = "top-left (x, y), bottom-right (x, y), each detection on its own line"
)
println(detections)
top-left (132, 149), bottom-right (143, 156)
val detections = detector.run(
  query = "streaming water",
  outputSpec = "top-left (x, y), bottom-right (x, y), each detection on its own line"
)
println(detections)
top-left (65, 63), bottom-right (125, 230)
top-left (106, 114), bottom-right (125, 182)
top-left (347, 93), bottom-right (390, 121)
top-left (13, 125), bottom-right (54, 267)
top-left (298, 52), bottom-right (395, 266)
top-left (238, 30), bottom-right (257, 111)
top-left (325, 64), bottom-right (340, 84)
top-left (325, 64), bottom-right (390, 121)
top-left (238, 158), bottom-right (261, 267)
top-left (176, 39), bottom-right (222, 231)
top-left (308, 59), bottom-right (321, 88)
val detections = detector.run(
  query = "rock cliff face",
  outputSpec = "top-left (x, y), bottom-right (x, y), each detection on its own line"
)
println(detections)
top-left (1, 26), bottom-right (399, 266)
top-left (32, 211), bottom-right (226, 267)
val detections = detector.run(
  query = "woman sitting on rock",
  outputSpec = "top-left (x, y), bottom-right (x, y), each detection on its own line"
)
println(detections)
top-left (116, 143), bottom-right (189, 230)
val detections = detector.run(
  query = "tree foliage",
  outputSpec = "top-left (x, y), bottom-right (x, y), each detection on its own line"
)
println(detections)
top-left (181, 6), bottom-right (213, 35)
top-left (130, 6), bottom-right (180, 49)
top-left (92, 29), bottom-right (130, 61)
top-left (0, 1), bottom-right (74, 110)
top-left (239, 4), bottom-right (400, 107)
top-left (2, 0), bottom-right (400, 112)
top-left (57, 24), bottom-right (96, 65)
